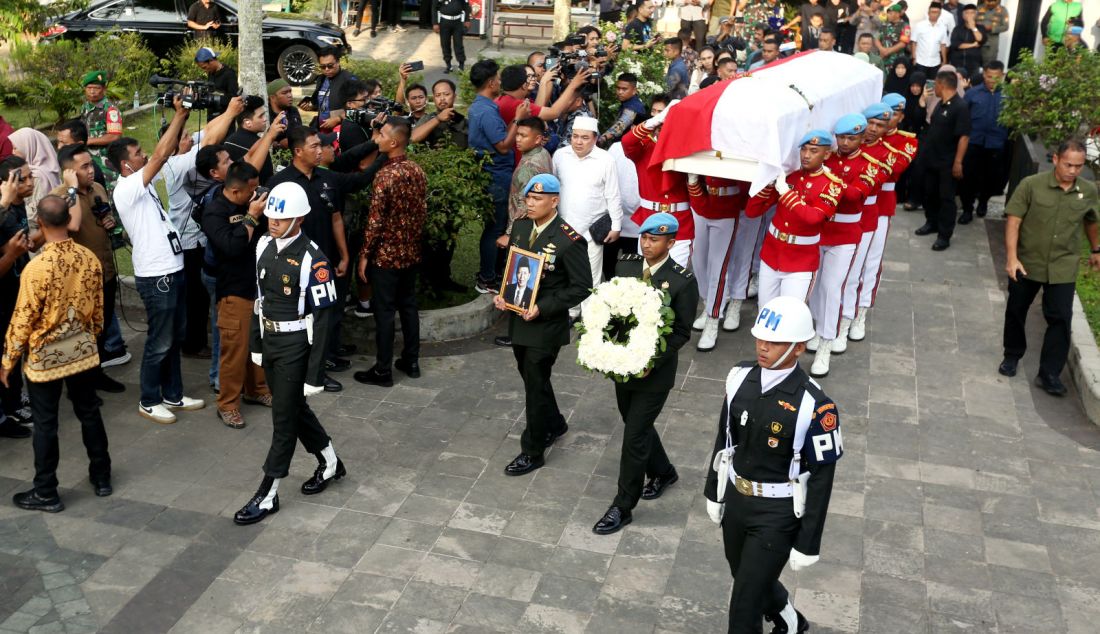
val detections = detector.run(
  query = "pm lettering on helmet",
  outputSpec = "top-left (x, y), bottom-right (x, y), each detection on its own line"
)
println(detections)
top-left (266, 196), bottom-right (286, 216)
top-left (756, 308), bottom-right (782, 331)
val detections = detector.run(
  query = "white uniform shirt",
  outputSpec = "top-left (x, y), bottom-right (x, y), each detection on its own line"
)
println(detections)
top-left (608, 143), bottom-right (641, 239)
top-left (552, 144), bottom-right (622, 239)
top-left (911, 18), bottom-right (951, 67)
top-left (674, 0), bottom-right (710, 22)
top-left (157, 132), bottom-right (208, 251)
top-left (113, 168), bottom-right (185, 278)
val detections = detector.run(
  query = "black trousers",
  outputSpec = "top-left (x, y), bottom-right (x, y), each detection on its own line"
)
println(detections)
top-left (602, 236), bottom-right (639, 282)
top-left (369, 265), bottom-right (420, 371)
top-left (97, 275), bottom-right (118, 357)
top-left (905, 150), bottom-right (927, 207)
top-left (372, 0), bottom-right (400, 28)
top-left (515, 344), bottom-right (567, 457)
top-left (612, 385), bottom-right (673, 510)
top-left (1003, 277), bottom-right (1074, 378)
top-left (923, 162), bottom-right (958, 240)
top-left (28, 369), bottom-right (111, 499)
top-left (681, 19), bottom-right (707, 51)
top-left (722, 493), bottom-right (800, 633)
top-left (438, 18), bottom-right (467, 66)
top-left (261, 332), bottom-right (331, 478)
top-left (328, 269), bottom-right (351, 360)
top-left (914, 63), bottom-right (940, 80)
top-left (182, 247), bottom-right (210, 354)
top-left (0, 305), bottom-right (23, 416)
top-left (959, 144), bottom-right (1007, 212)
top-left (422, 239), bottom-right (458, 291)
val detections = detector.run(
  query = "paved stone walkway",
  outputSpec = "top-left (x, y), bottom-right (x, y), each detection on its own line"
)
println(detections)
top-left (1, 207), bottom-right (1100, 634)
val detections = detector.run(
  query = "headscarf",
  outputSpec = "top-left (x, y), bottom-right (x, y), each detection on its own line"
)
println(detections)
top-left (9, 128), bottom-right (61, 225)
top-left (883, 58), bottom-right (912, 96)
top-left (903, 71), bottom-right (927, 134)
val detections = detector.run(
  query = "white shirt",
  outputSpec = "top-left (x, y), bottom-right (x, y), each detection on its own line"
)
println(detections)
top-left (113, 169), bottom-right (185, 278)
top-left (608, 143), bottom-right (641, 239)
top-left (761, 365), bottom-right (797, 392)
top-left (156, 133), bottom-right (208, 251)
top-left (939, 9), bottom-right (956, 34)
top-left (911, 18), bottom-right (951, 67)
top-left (674, 0), bottom-right (710, 22)
top-left (552, 144), bottom-right (622, 239)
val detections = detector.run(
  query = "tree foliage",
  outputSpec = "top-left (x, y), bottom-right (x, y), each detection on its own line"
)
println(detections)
top-left (1000, 48), bottom-right (1100, 147)
top-left (406, 144), bottom-right (492, 251)
top-left (0, 0), bottom-right (86, 43)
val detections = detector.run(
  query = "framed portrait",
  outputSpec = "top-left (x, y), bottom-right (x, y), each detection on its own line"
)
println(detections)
top-left (499, 246), bottom-right (545, 314)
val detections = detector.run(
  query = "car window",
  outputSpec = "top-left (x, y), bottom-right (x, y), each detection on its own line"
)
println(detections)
top-left (88, 0), bottom-right (129, 19)
top-left (132, 0), bottom-right (181, 21)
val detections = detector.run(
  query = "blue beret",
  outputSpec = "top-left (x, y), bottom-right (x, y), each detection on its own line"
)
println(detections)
top-left (798, 129), bottom-right (833, 147)
top-left (639, 212), bottom-right (679, 236)
top-left (523, 173), bottom-right (561, 196)
top-left (862, 103), bottom-right (892, 121)
top-left (833, 114), bottom-right (868, 136)
top-left (1069, 25), bottom-right (1084, 36)
top-left (881, 93), bottom-right (906, 111)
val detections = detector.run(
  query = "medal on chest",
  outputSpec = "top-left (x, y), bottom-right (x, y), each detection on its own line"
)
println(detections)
top-left (543, 243), bottom-right (557, 273)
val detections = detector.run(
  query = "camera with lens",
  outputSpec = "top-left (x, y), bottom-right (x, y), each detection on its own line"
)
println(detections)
top-left (716, 36), bottom-right (749, 55)
top-left (91, 196), bottom-right (127, 250)
top-left (546, 44), bottom-right (600, 85)
top-left (345, 96), bottom-right (408, 128)
top-left (148, 75), bottom-right (231, 112)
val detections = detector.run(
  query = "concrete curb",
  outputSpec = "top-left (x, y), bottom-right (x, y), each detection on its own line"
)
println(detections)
top-left (1069, 294), bottom-right (1100, 426)
top-left (117, 276), bottom-right (501, 343)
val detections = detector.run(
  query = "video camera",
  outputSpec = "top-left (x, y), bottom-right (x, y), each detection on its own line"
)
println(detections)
top-left (715, 36), bottom-right (749, 56)
top-left (545, 40), bottom-right (603, 86)
top-left (148, 75), bottom-right (232, 112)
top-left (345, 96), bottom-right (408, 127)
top-left (91, 195), bottom-right (127, 250)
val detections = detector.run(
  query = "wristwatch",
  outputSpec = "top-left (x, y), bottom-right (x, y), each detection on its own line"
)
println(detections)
top-left (66, 187), bottom-right (78, 205)
top-left (242, 214), bottom-right (259, 227)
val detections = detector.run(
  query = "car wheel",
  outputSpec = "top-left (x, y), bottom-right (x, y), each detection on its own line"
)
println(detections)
top-left (278, 44), bottom-right (318, 86)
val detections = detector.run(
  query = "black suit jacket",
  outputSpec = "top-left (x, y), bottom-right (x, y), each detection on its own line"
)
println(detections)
top-left (614, 254), bottom-right (699, 392)
top-left (507, 215), bottom-right (592, 348)
top-left (503, 282), bottom-right (534, 309)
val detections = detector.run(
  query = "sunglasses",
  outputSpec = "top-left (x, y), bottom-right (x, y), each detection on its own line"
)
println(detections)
top-left (318, 63), bottom-right (338, 70)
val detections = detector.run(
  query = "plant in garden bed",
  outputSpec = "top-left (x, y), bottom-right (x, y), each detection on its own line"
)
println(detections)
top-left (596, 21), bottom-right (667, 129)
top-left (342, 59), bottom-right (423, 102)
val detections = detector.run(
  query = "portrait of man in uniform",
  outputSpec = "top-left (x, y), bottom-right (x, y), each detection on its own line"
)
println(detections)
top-left (500, 247), bottom-right (544, 313)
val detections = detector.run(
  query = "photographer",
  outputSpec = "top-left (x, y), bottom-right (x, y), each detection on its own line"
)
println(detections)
top-left (301, 48), bottom-right (359, 132)
top-left (224, 96), bottom-right (278, 184)
top-left (107, 97), bottom-right (207, 424)
top-left (336, 81), bottom-right (374, 150)
top-left (267, 126), bottom-right (387, 392)
top-left (598, 73), bottom-right (647, 147)
top-left (410, 79), bottom-right (468, 148)
top-left (194, 47), bottom-right (239, 116)
top-left (497, 65), bottom-right (591, 137)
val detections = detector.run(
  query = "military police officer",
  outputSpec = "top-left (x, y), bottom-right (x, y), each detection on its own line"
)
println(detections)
top-left (234, 182), bottom-right (347, 525)
top-left (592, 213), bottom-right (699, 535)
top-left (493, 174), bottom-right (592, 477)
top-left (431, 0), bottom-right (472, 73)
top-left (704, 296), bottom-right (843, 634)
top-left (79, 71), bottom-right (123, 190)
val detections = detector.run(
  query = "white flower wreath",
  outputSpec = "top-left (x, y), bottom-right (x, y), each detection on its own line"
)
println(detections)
top-left (575, 277), bottom-right (675, 382)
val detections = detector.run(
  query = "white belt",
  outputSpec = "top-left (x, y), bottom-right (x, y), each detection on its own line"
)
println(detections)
top-left (864, 195), bottom-right (878, 205)
top-left (261, 316), bottom-right (309, 333)
top-left (706, 186), bottom-right (740, 196)
top-left (768, 223), bottom-right (820, 246)
top-left (438, 12), bottom-right (465, 20)
top-left (729, 468), bottom-right (794, 498)
top-left (640, 198), bottom-right (689, 213)
top-left (881, 183), bottom-right (896, 191)
top-left (832, 212), bottom-right (861, 224)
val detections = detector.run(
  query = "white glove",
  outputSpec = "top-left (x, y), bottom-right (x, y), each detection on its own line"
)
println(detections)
top-left (642, 98), bottom-right (681, 130)
top-left (304, 384), bottom-right (323, 397)
top-left (706, 500), bottom-right (724, 525)
top-left (788, 549), bottom-right (819, 571)
top-left (250, 353), bottom-right (263, 366)
top-left (688, 173), bottom-right (700, 186)
top-left (774, 173), bottom-right (790, 196)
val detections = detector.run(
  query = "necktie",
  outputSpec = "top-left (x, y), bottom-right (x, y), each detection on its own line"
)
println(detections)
top-left (642, 267), bottom-right (652, 281)
top-left (515, 288), bottom-right (523, 305)
top-left (528, 226), bottom-right (538, 246)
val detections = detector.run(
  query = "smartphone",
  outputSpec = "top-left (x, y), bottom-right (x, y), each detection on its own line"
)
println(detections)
top-left (734, 16), bottom-right (745, 24)
top-left (925, 79), bottom-right (935, 91)
top-left (407, 60), bottom-right (425, 72)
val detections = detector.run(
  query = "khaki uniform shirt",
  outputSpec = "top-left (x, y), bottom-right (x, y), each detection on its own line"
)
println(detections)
top-left (1006, 171), bottom-right (1100, 284)
top-left (48, 183), bottom-right (116, 281)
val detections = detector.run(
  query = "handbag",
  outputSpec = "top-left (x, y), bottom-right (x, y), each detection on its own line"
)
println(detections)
top-left (588, 213), bottom-right (613, 244)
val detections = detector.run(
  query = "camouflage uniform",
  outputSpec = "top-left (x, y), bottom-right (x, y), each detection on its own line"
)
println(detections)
top-left (976, 2), bottom-right (1010, 65)
top-left (80, 98), bottom-right (122, 191)
top-left (876, 19), bottom-right (908, 68)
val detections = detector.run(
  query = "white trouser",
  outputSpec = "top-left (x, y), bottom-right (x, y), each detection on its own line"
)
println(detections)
top-left (810, 243), bottom-right (858, 340)
top-left (750, 206), bottom-right (776, 275)
top-left (572, 240), bottom-right (605, 318)
top-left (858, 216), bottom-right (890, 310)
top-left (757, 261), bottom-right (815, 308)
top-left (842, 231), bottom-right (873, 320)
top-left (725, 214), bottom-right (761, 301)
top-left (691, 213), bottom-right (738, 317)
top-left (637, 238), bottom-right (692, 268)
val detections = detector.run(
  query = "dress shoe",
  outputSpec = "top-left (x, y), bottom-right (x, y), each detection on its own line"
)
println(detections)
top-left (323, 375), bottom-right (343, 392)
top-left (353, 366), bottom-right (393, 387)
top-left (94, 372), bottom-right (126, 393)
top-left (445, 64), bottom-right (453, 73)
top-left (958, 211), bottom-right (973, 225)
top-left (998, 357), bottom-right (1018, 377)
top-left (337, 344), bottom-right (358, 356)
top-left (92, 479), bottom-right (112, 497)
top-left (12, 490), bottom-right (64, 513)
top-left (976, 201), bottom-right (989, 217)
top-left (302, 457), bottom-right (346, 495)
top-left (395, 358), bottom-right (421, 378)
top-left (1035, 373), bottom-right (1068, 396)
top-left (543, 421), bottom-right (569, 447)
top-left (325, 357), bottom-right (351, 372)
top-left (914, 224), bottom-right (936, 236)
top-left (234, 477), bottom-right (280, 525)
top-left (931, 238), bottom-right (950, 251)
top-left (592, 505), bottom-right (632, 535)
top-left (0, 418), bottom-right (30, 439)
top-left (641, 468), bottom-right (679, 500)
top-left (765, 605), bottom-right (810, 633)
top-left (902, 202), bottom-right (919, 211)
top-left (494, 336), bottom-right (513, 347)
top-left (504, 453), bottom-right (544, 476)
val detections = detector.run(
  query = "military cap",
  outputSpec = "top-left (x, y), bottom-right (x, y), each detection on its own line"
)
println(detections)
top-left (833, 114), bottom-right (868, 136)
top-left (798, 129), bottom-right (834, 147)
top-left (81, 70), bottom-right (107, 87)
top-left (523, 173), bottom-right (561, 196)
top-left (862, 103), bottom-right (893, 121)
top-left (881, 93), bottom-right (906, 111)
top-left (639, 212), bottom-right (679, 236)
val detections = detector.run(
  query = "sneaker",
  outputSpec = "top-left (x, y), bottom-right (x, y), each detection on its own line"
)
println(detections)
top-left (393, 24), bottom-right (407, 32)
top-left (139, 403), bottom-right (176, 424)
top-left (7, 408), bottom-right (33, 427)
top-left (0, 418), bottom-right (30, 439)
top-left (100, 349), bottom-right (131, 369)
top-left (217, 408), bottom-right (246, 429)
top-left (163, 396), bottom-right (205, 411)
top-left (475, 277), bottom-right (499, 294)
top-left (242, 393), bottom-right (273, 407)
top-left (13, 490), bottom-right (64, 513)
top-left (351, 300), bottom-right (373, 318)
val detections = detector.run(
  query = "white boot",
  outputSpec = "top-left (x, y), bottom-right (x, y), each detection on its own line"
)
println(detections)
top-left (848, 311), bottom-right (868, 341)
top-left (810, 341), bottom-right (832, 377)
top-left (833, 319), bottom-right (851, 354)
top-left (692, 311), bottom-right (706, 331)
top-left (722, 300), bottom-right (742, 331)
top-left (806, 334), bottom-right (820, 352)
top-left (747, 277), bottom-right (759, 299)
top-left (697, 318), bottom-right (720, 351)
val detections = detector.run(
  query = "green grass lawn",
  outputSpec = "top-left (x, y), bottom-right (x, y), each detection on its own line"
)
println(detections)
top-left (1077, 240), bottom-right (1100, 345)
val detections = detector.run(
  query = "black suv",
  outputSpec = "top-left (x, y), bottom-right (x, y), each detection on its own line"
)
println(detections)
top-left (44, 0), bottom-right (350, 85)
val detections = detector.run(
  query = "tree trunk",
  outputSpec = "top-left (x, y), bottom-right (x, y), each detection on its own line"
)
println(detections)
top-left (553, 0), bottom-right (571, 41)
top-left (237, 0), bottom-right (266, 98)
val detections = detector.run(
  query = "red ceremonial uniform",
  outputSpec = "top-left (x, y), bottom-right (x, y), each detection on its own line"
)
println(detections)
top-left (745, 168), bottom-right (843, 273)
top-left (857, 138), bottom-right (895, 232)
top-left (688, 176), bottom-right (749, 219)
top-left (621, 123), bottom-right (694, 240)
top-left (822, 152), bottom-right (887, 246)
top-left (879, 129), bottom-right (918, 217)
